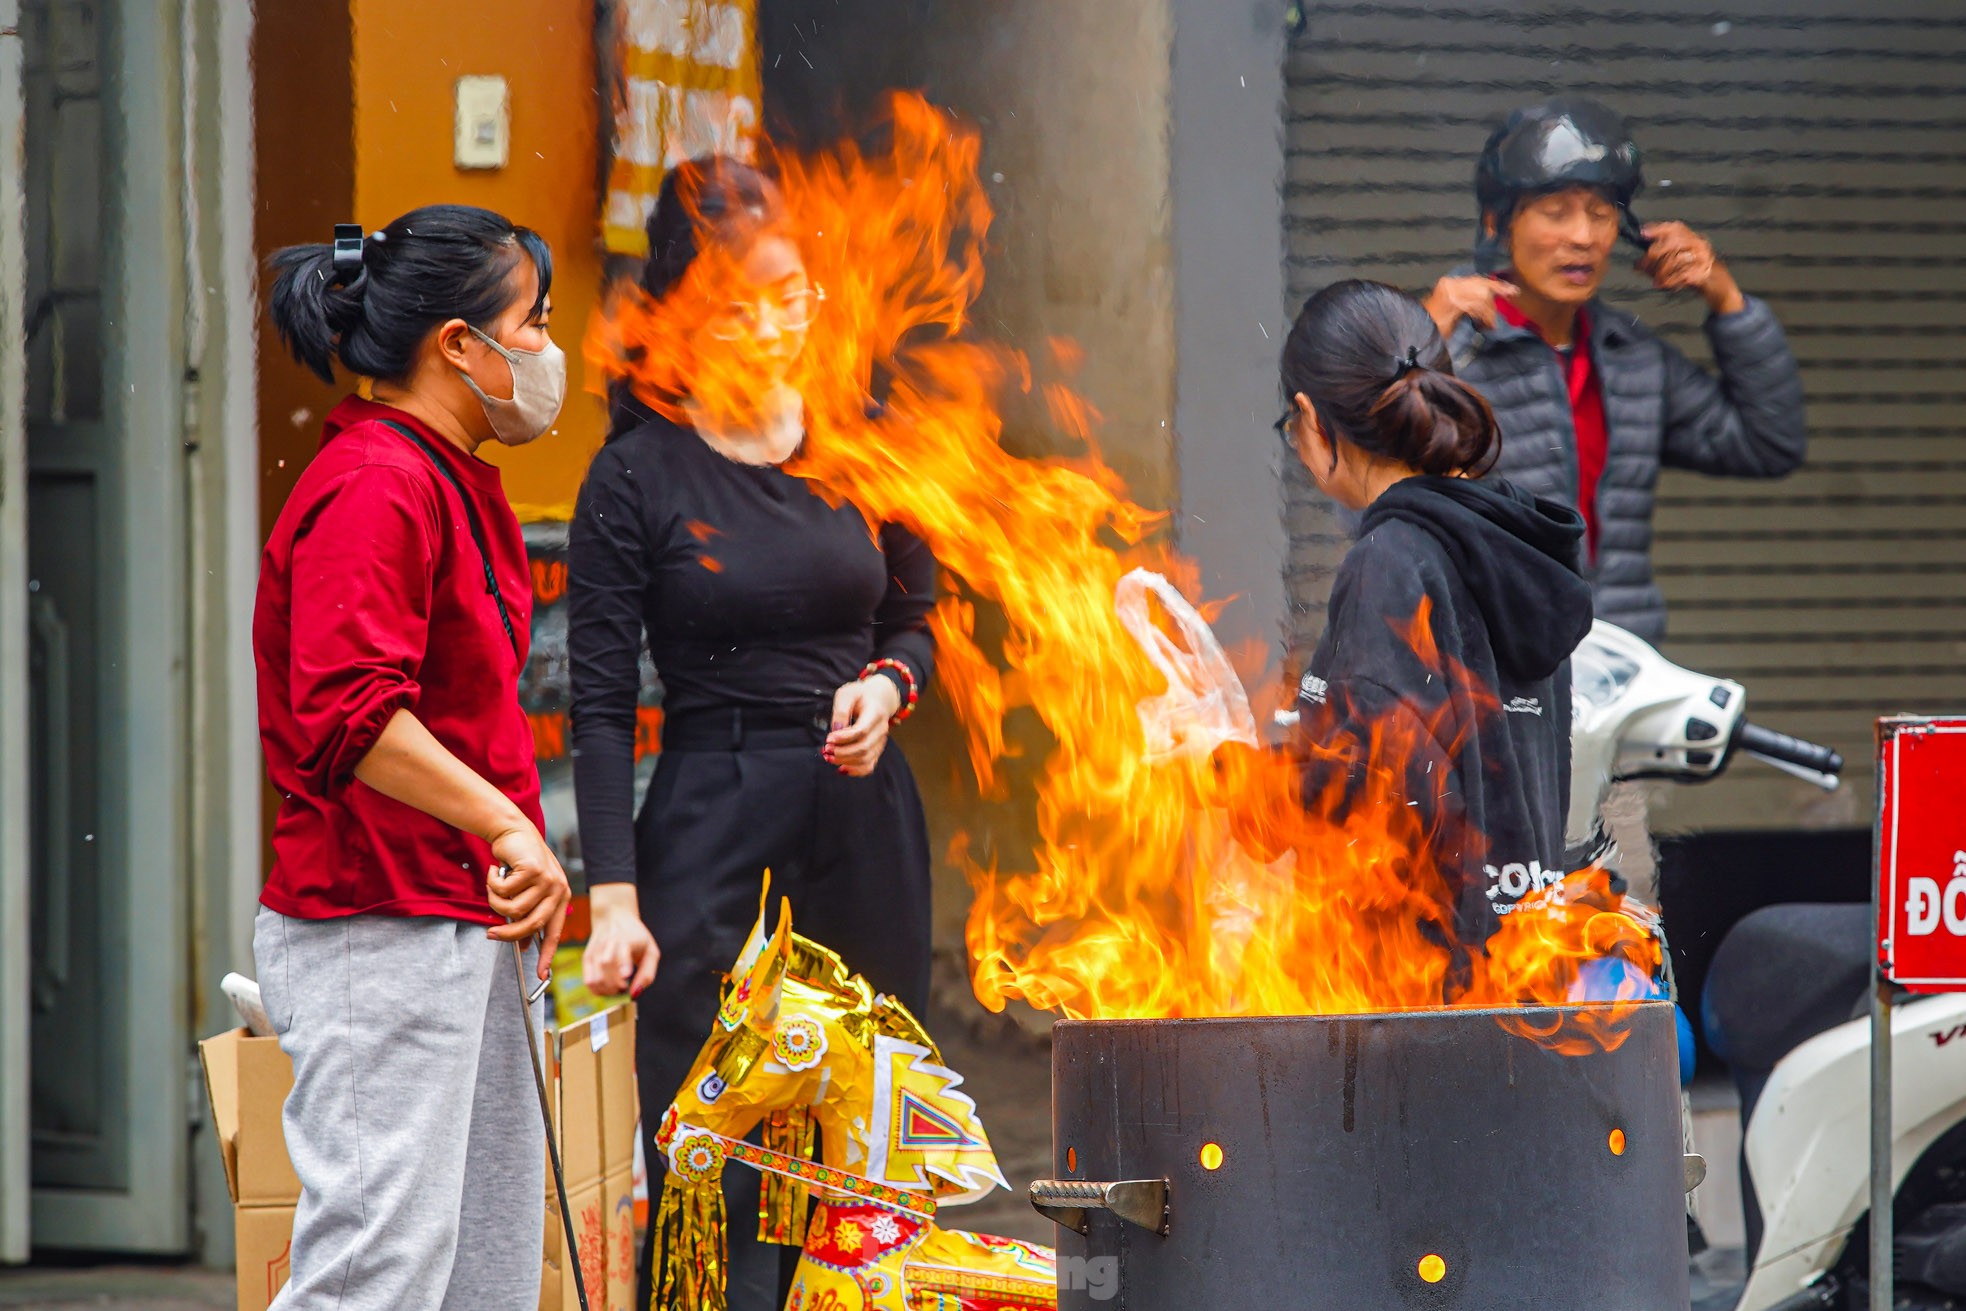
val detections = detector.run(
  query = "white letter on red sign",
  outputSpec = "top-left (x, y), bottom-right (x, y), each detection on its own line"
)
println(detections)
top-left (1947, 877), bottom-right (1966, 937)
top-left (1908, 878), bottom-right (1942, 936)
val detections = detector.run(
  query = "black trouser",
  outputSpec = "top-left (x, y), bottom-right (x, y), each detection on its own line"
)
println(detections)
top-left (631, 707), bottom-right (934, 1311)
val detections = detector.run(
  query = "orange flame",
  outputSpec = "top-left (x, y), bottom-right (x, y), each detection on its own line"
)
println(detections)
top-left (587, 94), bottom-right (1658, 1049)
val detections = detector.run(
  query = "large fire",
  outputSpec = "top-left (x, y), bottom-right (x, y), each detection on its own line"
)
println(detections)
top-left (586, 94), bottom-right (1659, 1049)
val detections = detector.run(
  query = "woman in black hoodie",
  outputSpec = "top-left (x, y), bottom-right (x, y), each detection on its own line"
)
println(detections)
top-left (1281, 280), bottom-right (1595, 982)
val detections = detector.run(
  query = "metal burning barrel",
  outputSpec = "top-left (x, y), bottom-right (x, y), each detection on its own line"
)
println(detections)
top-left (1035, 1003), bottom-right (1688, 1310)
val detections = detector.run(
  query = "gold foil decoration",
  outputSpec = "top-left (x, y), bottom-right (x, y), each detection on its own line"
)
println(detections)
top-left (757, 1106), bottom-right (815, 1245)
top-left (653, 1168), bottom-right (727, 1311)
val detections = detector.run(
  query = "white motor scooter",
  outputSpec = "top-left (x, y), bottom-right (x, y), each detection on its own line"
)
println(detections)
top-left (1571, 620), bottom-right (1966, 1311)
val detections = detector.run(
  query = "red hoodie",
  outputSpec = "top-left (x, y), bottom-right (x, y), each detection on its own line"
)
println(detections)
top-left (254, 396), bottom-right (540, 924)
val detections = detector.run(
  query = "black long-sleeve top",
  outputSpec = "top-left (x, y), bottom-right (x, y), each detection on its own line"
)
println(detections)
top-left (566, 406), bottom-right (936, 887)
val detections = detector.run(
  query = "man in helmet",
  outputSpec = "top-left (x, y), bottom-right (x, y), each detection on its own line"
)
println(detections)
top-left (1423, 95), bottom-right (1806, 643)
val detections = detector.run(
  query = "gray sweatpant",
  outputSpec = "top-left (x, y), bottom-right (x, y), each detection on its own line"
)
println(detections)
top-left (255, 909), bottom-right (544, 1310)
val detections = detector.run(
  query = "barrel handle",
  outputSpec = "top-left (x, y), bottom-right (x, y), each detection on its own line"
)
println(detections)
top-left (1029, 1178), bottom-right (1170, 1236)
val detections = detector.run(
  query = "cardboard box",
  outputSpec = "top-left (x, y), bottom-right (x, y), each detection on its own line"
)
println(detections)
top-left (541, 1005), bottom-right (640, 1311)
top-left (199, 1028), bottom-right (301, 1206)
top-left (542, 1167), bottom-right (636, 1311)
top-left (233, 1204), bottom-right (296, 1311)
top-left (199, 1004), bottom-right (637, 1311)
top-left (199, 1029), bottom-right (300, 1311)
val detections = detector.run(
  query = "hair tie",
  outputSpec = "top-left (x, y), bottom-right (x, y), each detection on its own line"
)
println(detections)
top-left (331, 223), bottom-right (365, 275)
top-left (1390, 344), bottom-right (1423, 382)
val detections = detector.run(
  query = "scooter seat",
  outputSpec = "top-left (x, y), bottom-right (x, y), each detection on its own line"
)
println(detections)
top-left (1703, 902), bottom-right (1871, 1073)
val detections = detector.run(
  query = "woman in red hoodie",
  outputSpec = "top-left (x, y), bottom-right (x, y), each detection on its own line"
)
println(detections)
top-left (252, 205), bottom-right (569, 1310)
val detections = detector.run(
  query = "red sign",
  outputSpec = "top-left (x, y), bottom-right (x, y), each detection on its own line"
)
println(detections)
top-left (1879, 717), bottom-right (1966, 992)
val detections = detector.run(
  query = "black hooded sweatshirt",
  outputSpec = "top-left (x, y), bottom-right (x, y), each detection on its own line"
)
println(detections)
top-left (1296, 475), bottom-right (1594, 965)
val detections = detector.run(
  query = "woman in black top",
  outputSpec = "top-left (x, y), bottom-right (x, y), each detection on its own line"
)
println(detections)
top-left (1280, 281), bottom-right (1593, 991)
top-left (567, 158), bottom-right (935, 1309)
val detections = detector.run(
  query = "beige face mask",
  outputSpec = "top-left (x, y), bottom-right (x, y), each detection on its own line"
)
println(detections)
top-left (458, 325), bottom-right (567, 446)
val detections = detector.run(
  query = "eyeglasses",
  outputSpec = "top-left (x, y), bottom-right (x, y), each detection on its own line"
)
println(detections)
top-left (1273, 407), bottom-right (1296, 443)
top-left (709, 286), bottom-right (824, 341)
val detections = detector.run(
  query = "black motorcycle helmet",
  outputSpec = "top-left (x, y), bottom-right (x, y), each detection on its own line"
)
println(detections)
top-left (1473, 96), bottom-right (1648, 275)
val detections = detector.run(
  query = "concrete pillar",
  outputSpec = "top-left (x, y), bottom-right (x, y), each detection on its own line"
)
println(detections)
top-left (759, 0), bottom-right (1293, 972)
top-left (885, 1), bottom-right (1183, 960)
top-left (1169, 0), bottom-right (1290, 667)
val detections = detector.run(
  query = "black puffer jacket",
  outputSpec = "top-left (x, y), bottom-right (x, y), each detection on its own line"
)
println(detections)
top-left (1447, 287), bottom-right (1807, 642)
top-left (1297, 476), bottom-right (1595, 968)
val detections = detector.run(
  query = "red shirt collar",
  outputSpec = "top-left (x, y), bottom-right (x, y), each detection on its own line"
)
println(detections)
top-left (324, 394), bottom-right (506, 495)
top-left (1489, 281), bottom-right (1591, 351)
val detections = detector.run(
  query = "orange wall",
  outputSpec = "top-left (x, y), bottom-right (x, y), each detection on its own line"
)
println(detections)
top-left (351, 0), bottom-right (608, 516)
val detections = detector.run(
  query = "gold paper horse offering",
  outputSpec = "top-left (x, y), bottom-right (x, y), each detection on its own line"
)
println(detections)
top-left (653, 879), bottom-right (1057, 1311)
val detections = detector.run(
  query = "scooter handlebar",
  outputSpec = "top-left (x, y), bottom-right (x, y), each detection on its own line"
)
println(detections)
top-left (1736, 722), bottom-right (1844, 777)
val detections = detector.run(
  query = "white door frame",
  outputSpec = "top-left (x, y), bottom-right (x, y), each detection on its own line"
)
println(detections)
top-left (212, 0), bottom-right (261, 1020)
top-left (0, 0), bottom-right (32, 1265)
top-left (186, 0), bottom-right (262, 1264)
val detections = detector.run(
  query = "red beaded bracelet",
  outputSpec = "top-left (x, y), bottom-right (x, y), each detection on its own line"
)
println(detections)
top-left (861, 658), bottom-right (920, 723)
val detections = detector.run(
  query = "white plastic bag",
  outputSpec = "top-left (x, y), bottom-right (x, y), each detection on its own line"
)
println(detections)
top-left (1115, 568), bottom-right (1259, 763)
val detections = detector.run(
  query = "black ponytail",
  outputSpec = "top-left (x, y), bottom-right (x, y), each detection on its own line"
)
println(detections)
top-left (267, 204), bottom-right (553, 385)
top-left (1279, 279), bottom-right (1501, 478)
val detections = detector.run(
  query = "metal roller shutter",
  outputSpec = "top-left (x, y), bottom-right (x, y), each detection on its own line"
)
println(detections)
top-left (1281, 0), bottom-right (1966, 831)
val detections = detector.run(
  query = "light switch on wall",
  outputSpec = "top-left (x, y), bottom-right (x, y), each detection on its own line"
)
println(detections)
top-left (454, 75), bottom-right (509, 170)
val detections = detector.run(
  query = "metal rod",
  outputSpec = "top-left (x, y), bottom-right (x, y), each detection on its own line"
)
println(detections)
top-left (1871, 794), bottom-right (1894, 1311)
top-left (514, 940), bottom-right (590, 1311)
top-left (1863, 723), bottom-right (1895, 1311)
top-left (1871, 973), bottom-right (1893, 1310)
